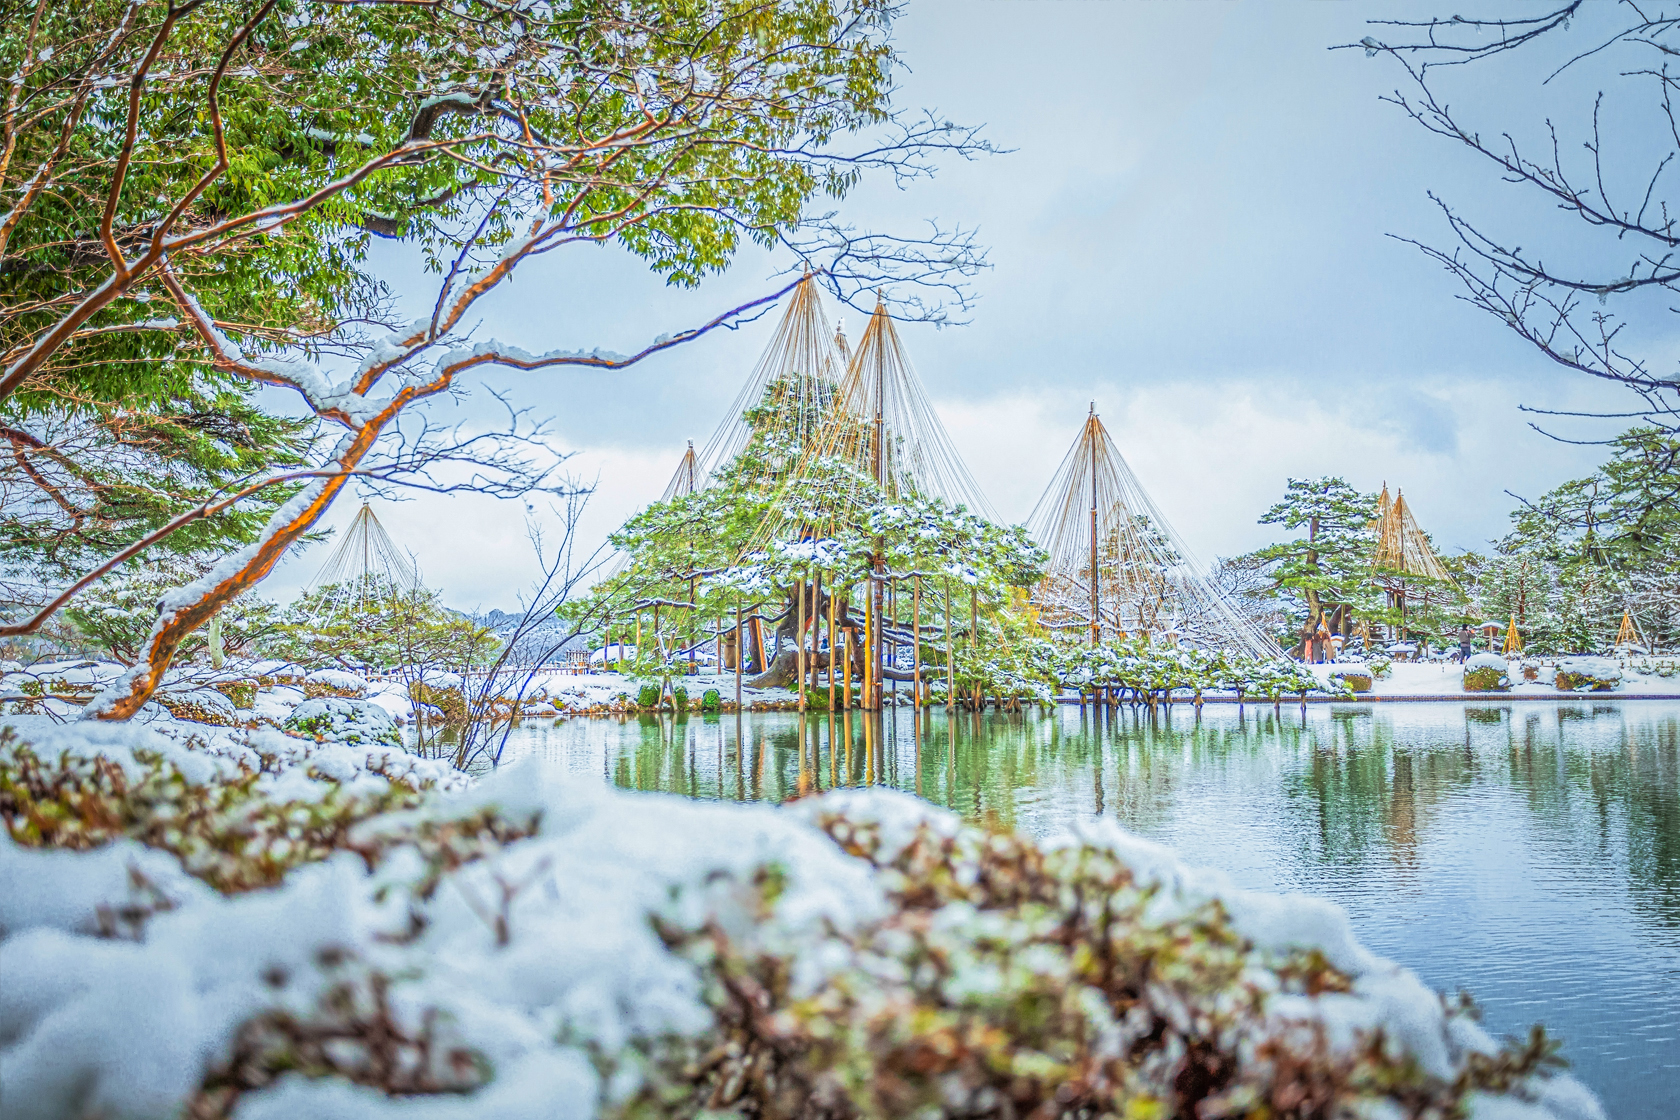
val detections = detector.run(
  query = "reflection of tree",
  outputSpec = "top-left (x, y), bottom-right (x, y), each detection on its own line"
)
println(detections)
top-left (1287, 718), bottom-right (1471, 875)
top-left (580, 705), bottom-right (1680, 937)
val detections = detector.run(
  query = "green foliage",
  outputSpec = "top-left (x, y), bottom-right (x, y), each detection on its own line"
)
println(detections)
top-left (63, 555), bottom-right (280, 665)
top-left (700, 689), bottom-right (722, 713)
top-left (1464, 428), bottom-right (1680, 653)
top-left (1242, 478), bottom-right (1381, 637)
top-left (671, 686), bottom-right (689, 713)
top-left (636, 684), bottom-right (663, 710)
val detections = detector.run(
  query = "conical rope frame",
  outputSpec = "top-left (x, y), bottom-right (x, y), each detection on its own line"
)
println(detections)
top-left (1025, 409), bottom-right (1282, 659)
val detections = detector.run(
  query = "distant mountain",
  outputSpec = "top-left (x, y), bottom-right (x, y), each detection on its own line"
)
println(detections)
top-left (473, 609), bottom-right (592, 664)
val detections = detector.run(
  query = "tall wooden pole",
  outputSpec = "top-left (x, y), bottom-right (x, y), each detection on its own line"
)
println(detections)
top-left (863, 586), bottom-right (874, 710)
top-left (1089, 404), bottom-right (1100, 649)
top-left (735, 597), bottom-right (743, 707)
top-left (871, 300), bottom-right (886, 710)
top-left (828, 585), bottom-right (838, 710)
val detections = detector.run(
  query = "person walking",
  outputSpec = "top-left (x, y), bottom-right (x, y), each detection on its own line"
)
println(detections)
top-left (1456, 624), bottom-right (1474, 663)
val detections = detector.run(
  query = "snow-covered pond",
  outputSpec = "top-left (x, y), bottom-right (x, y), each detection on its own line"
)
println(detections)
top-left (493, 700), bottom-right (1680, 1120)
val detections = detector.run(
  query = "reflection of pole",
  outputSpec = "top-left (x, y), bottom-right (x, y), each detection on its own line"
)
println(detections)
top-left (734, 597), bottom-right (743, 706)
top-left (1089, 405), bottom-right (1100, 648)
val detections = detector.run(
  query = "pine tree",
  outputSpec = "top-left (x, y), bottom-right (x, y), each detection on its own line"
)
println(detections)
top-left (1240, 478), bottom-right (1380, 652)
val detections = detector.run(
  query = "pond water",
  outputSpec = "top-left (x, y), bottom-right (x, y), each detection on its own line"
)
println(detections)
top-left (495, 701), bottom-right (1680, 1119)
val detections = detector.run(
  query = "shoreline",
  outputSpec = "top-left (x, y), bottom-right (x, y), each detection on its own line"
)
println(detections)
top-left (1050, 692), bottom-right (1680, 705)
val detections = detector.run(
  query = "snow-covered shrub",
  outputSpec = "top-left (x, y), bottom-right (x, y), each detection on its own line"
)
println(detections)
top-left (155, 687), bottom-right (241, 726)
top-left (1463, 653), bottom-right (1511, 693)
top-left (284, 698), bottom-right (400, 747)
top-left (1367, 655), bottom-right (1393, 680)
top-left (0, 718), bottom-right (456, 894)
top-left (1555, 657), bottom-right (1623, 692)
top-left (1328, 663), bottom-right (1373, 692)
top-left (210, 680), bottom-right (257, 709)
top-left (408, 680), bottom-right (467, 724)
top-left (0, 736), bottom-right (1598, 1120)
top-left (303, 668), bottom-right (369, 700)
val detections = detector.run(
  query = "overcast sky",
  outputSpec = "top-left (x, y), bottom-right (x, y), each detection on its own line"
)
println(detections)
top-left (263, 1), bottom-right (1659, 611)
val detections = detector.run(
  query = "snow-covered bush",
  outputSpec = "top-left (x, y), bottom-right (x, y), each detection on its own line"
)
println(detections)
top-left (1463, 653), bottom-right (1511, 693)
top-left (1328, 663), bottom-right (1373, 692)
top-left (284, 698), bottom-right (401, 747)
top-left (303, 668), bottom-right (370, 699)
top-left (1554, 657), bottom-right (1623, 692)
top-left (0, 748), bottom-right (1599, 1120)
top-left (155, 687), bottom-right (242, 726)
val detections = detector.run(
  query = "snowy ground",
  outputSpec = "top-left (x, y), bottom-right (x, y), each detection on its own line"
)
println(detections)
top-left (1300, 656), bottom-right (1680, 699)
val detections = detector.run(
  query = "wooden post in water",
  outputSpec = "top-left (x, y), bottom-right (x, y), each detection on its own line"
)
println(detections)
top-left (735, 598), bottom-right (743, 707)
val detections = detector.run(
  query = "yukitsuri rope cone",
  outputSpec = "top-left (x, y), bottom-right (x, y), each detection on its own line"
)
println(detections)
top-left (1369, 484), bottom-right (1457, 638)
top-left (1026, 407), bottom-right (1280, 659)
top-left (303, 503), bottom-right (419, 619)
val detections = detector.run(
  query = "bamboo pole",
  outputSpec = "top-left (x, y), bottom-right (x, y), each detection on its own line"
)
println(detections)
top-left (1089, 406), bottom-right (1100, 649)
top-left (828, 585), bottom-right (837, 711)
top-left (735, 598), bottom-right (743, 707)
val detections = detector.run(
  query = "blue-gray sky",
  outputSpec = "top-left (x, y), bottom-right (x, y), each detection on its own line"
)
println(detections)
top-left (264, 1), bottom-right (1650, 609)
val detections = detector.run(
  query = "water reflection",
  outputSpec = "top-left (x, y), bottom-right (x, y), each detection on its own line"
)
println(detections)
top-left (502, 701), bottom-right (1680, 1119)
